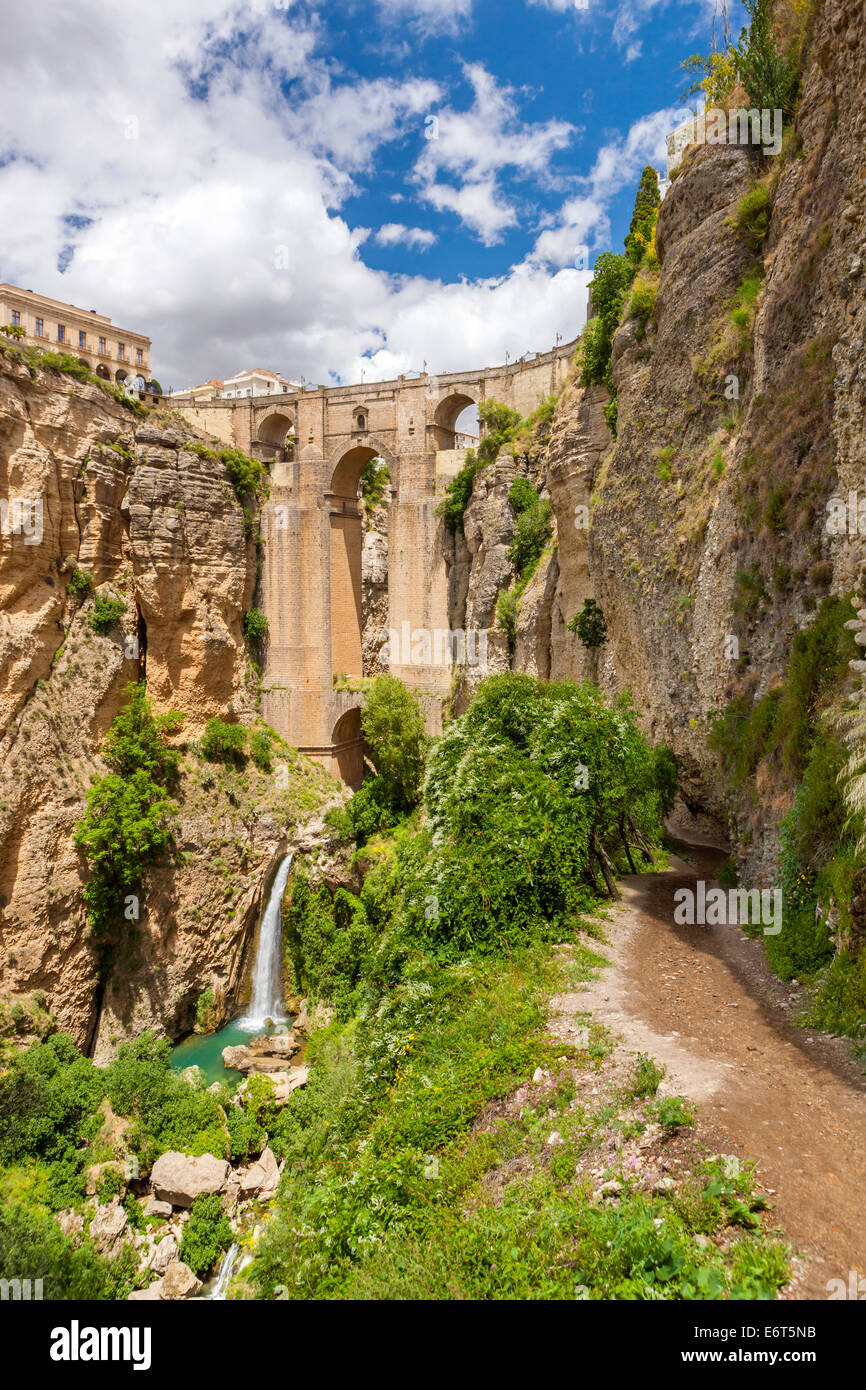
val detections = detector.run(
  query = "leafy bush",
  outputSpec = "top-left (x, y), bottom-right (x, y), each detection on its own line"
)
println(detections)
top-left (67, 566), bottom-right (94, 599)
top-left (74, 683), bottom-right (182, 944)
top-left (243, 608), bottom-right (268, 646)
top-left (249, 729), bottom-right (273, 771)
top-left (0, 1202), bottom-right (136, 1299)
top-left (507, 478), bottom-right (538, 515)
top-left (735, 185), bottom-right (772, 251)
top-left (89, 595), bottom-right (126, 635)
top-left (179, 1194), bottom-right (233, 1277)
top-left (734, 0), bottom-right (798, 116)
top-left (418, 675), bottom-right (664, 951)
top-left (284, 874), bottom-right (377, 1019)
top-left (437, 450), bottom-right (478, 533)
top-left (201, 717), bottom-right (247, 765)
top-left (361, 674), bottom-right (426, 811)
top-left (360, 457), bottom-right (390, 511)
top-left (508, 495), bottom-right (552, 580)
top-left (628, 277), bottom-right (657, 325)
top-left (568, 598), bottom-right (608, 650)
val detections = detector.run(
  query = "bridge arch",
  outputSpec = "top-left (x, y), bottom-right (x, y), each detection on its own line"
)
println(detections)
top-left (328, 440), bottom-right (396, 682)
top-left (331, 707), bottom-right (365, 788)
top-left (433, 390), bottom-right (479, 451)
top-left (258, 411), bottom-right (295, 449)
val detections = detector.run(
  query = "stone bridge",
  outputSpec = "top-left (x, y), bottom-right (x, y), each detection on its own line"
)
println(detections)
top-left (173, 340), bottom-right (578, 784)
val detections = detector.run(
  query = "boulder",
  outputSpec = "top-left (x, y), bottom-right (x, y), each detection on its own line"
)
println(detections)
top-left (57, 1209), bottom-right (84, 1240)
top-left (150, 1151), bottom-right (230, 1208)
top-left (239, 1146), bottom-right (280, 1198)
top-left (159, 1260), bottom-right (202, 1300)
top-left (271, 1067), bottom-right (309, 1103)
top-left (128, 1284), bottom-right (163, 1301)
top-left (148, 1234), bottom-right (179, 1273)
top-left (141, 1198), bottom-right (173, 1218)
top-left (179, 1065), bottom-right (204, 1086)
top-left (89, 1200), bottom-right (129, 1255)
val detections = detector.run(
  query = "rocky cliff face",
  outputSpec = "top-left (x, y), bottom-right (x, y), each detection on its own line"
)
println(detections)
top-left (0, 355), bottom-right (336, 1052)
top-left (455, 0), bottom-right (866, 878)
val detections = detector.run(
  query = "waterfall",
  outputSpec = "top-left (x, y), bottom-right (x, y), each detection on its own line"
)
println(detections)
top-left (208, 1243), bottom-right (240, 1301)
top-left (238, 854), bottom-right (293, 1031)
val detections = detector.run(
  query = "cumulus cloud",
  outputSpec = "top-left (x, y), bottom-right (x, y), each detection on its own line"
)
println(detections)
top-left (413, 63), bottom-right (575, 244)
top-left (374, 224), bottom-right (437, 249)
top-left (0, 0), bottom-right (676, 390)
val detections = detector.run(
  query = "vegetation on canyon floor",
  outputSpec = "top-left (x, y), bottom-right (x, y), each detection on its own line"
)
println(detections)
top-left (247, 673), bottom-right (788, 1300)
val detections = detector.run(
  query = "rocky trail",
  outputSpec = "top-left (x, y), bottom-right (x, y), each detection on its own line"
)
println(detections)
top-left (577, 838), bottom-right (866, 1300)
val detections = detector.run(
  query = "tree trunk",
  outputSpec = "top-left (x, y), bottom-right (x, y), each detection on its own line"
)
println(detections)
top-left (592, 834), bottom-right (621, 900)
top-left (619, 818), bottom-right (637, 874)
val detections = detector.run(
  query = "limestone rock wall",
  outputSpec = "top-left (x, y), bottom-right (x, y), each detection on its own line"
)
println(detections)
top-left (453, 0), bottom-right (866, 882)
top-left (0, 355), bottom-right (335, 1050)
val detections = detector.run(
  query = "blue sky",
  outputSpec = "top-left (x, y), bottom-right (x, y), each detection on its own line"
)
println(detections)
top-left (0, 0), bottom-right (741, 388)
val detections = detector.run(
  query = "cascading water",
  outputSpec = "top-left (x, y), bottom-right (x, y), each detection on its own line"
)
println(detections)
top-left (237, 845), bottom-right (294, 1034)
top-left (238, 854), bottom-right (294, 1031)
top-left (170, 852), bottom-right (295, 1084)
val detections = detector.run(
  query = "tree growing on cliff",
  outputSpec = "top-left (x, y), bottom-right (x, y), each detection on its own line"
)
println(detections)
top-left (361, 673), bottom-right (427, 811)
top-left (74, 683), bottom-right (183, 951)
top-left (568, 598), bottom-right (608, 650)
top-left (625, 167), bottom-right (660, 267)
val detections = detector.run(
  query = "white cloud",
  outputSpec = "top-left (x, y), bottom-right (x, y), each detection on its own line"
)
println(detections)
top-left (413, 63), bottom-right (575, 244)
top-left (0, 0), bottom-right (673, 392)
top-left (374, 0), bottom-right (474, 35)
top-left (374, 223), bottom-right (437, 249)
top-left (624, 40), bottom-right (643, 61)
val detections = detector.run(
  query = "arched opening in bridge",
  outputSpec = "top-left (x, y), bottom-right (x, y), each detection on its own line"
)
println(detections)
top-left (258, 412), bottom-right (294, 457)
top-left (331, 707), bottom-right (365, 789)
top-left (329, 444), bottom-right (388, 682)
top-left (433, 392), bottom-right (479, 452)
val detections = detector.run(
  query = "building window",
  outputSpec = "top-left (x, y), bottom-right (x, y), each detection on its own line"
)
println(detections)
top-left (57, 324), bottom-right (66, 343)
top-left (11, 310), bottom-right (20, 327)
top-left (79, 330), bottom-right (87, 349)
top-left (118, 342), bottom-right (125, 360)
top-left (99, 336), bottom-right (106, 354)
top-left (35, 317), bottom-right (43, 336)
top-left (136, 347), bottom-right (144, 366)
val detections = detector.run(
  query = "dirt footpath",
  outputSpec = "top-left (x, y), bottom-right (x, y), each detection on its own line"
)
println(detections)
top-left (578, 839), bottom-right (866, 1299)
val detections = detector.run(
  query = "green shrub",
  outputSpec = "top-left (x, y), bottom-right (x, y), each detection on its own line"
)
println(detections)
top-left (507, 478), bottom-right (538, 515)
top-left (360, 458), bottom-right (390, 510)
top-left (567, 598), bottom-right (608, 650)
top-left (249, 729), bottom-right (273, 771)
top-left (89, 595), bottom-right (126, 635)
top-left (628, 277), bottom-right (657, 324)
top-left (67, 566), bottom-right (94, 599)
top-left (201, 718), bottom-right (247, 765)
top-left (496, 588), bottom-right (520, 653)
top-left (243, 608), bottom-right (268, 646)
top-left (735, 185), bottom-right (771, 251)
top-left (178, 1194), bottom-right (233, 1277)
top-left (361, 674), bottom-right (426, 811)
top-left (74, 683), bottom-right (182, 945)
top-left (0, 1202), bottom-right (136, 1299)
top-left (437, 450), bottom-right (478, 533)
top-left (508, 496), bottom-right (552, 580)
top-left (284, 873), bottom-right (376, 1019)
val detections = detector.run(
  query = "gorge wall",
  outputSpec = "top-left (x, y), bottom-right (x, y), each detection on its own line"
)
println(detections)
top-left (453, 0), bottom-right (866, 883)
top-left (0, 364), bottom-right (336, 1053)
